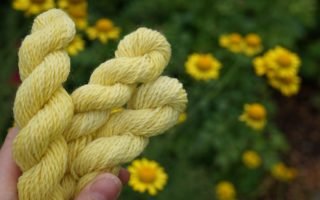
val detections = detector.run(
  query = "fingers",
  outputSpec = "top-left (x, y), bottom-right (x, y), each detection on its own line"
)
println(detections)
top-left (0, 128), bottom-right (130, 200)
top-left (118, 169), bottom-right (130, 185)
top-left (0, 127), bottom-right (21, 200)
top-left (75, 173), bottom-right (122, 200)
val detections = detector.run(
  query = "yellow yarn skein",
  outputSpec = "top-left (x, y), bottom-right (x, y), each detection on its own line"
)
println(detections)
top-left (61, 28), bottom-right (171, 199)
top-left (13, 8), bottom-right (187, 199)
top-left (71, 76), bottom-right (187, 195)
top-left (13, 9), bottom-right (75, 200)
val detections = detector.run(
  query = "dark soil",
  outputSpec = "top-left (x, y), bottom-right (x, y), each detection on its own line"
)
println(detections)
top-left (275, 83), bottom-right (320, 200)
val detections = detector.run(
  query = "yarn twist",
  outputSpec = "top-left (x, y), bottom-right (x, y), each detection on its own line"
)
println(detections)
top-left (13, 9), bottom-right (75, 200)
top-left (71, 76), bottom-right (187, 195)
top-left (61, 27), bottom-right (171, 199)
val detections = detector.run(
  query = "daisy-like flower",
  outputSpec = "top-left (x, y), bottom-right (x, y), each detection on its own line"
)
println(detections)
top-left (252, 54), bottom-right (276, 76)
top-left (239, 103), bottom-right (267, 131)
top-left (12, 0), bottom-right (54, 15)
top-left (58, 0), bottom-right (86, 8)
top-left (86, 18), bottom-right (120, 44)
top-left (177, 112), bottom-right (187, 124)
top-left (243, 33), bottom-right (263, 56)
top-left (185, 53), bottom-right (222, 81)
top-left (267, 46), bottom-right (301, 77)
top-left (253, 56), bottom-right (268, 76)
top-left (252, 46), bottom-right (301, 96)
top-left (67, 35), bottom-right (85, 56)
top-left (128, 158), bottom-right (168, 196)
top-left (268, 74), bottom-right (301, 96)
top-left (271, 162), bottom-right (297, 182)
top-left (242, 150), bottom-right (262, 169)
top-left (215, 181), bottom-right (236, 200)
top-left (64, 2), bottom-right (88, 29)
top-left (219, 33), bottom-right (244, 53)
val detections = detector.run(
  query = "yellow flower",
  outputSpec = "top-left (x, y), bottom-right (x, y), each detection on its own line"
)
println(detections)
top-left (128, 158), bottom-right (168, 196)
top-left (219, 33), bottom-right (244, 53)
top-left (239, 103), bottom-right (266, 130)
top-left (86, 18), bottom-right (120, 44)
top-left (268, 74), bottom-right (301, 96)
top-left (185, 53), bottom-right (222, 80)
top-left (13, 0), bottom-right (54, 15)
top-left (67, 35), bottom-right (85, 56)
top-left (253, 55), bottom-right (274, 76)
top-left (267, 46), bottom-right (301, 77)
top-left (242, 150), bottom-right (262, 169)
top-left (58, 0), bottom-right (86, 8)
top-left (271, 162), bottom-right (297, 182)
top-left (243, 33), bottom-right (263, 56)
top-left (64, 2), bottom-right (88, 29)
top-left (253, 56), bottom-right (268, 76)
top-left (215, 181), bottom-right (236, 200)
top-left (252, 46), bottom-right (301, 96)
top-left (177, 112), bottom-right (187, 124)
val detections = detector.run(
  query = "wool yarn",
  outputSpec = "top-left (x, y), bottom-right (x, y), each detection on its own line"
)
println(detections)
top-left (61, 27), bottom-right (171, 199)
top-left (71, 76), bottom-right (187, 195)
top-left (13, 9), bottom-right (75, 200)
top-left (12, 8), bottom-right (187, 200)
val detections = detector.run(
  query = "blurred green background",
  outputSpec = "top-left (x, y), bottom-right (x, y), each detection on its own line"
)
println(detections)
top-left (1, 0), bottom-right (320, 199)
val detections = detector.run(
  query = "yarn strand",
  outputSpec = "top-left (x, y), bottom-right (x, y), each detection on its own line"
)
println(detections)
top-left (61, 27), bottom-right (171, 199)
top-left (13, 9), bottom-right (75, 200)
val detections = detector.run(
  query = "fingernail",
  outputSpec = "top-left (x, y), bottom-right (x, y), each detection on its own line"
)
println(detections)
top-left (90, 174), bottom-right (122, 200)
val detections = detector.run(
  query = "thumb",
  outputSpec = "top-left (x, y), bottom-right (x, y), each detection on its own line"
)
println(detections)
top-left (0, 127), bottom-right (21, 200)
top-left (75, 174), bottom-right (122, 200)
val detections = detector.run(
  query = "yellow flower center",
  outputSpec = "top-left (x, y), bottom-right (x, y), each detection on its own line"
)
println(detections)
top-left (277, 76), bottom-right (294, 84)
top-left (247, 104), bottom-right (265, 120)
top-left (277, 54), bottom-right (291, 67)
top-left (69, 0), bottom-right (85, 4)
top-left (196, 56), bottom-right (212, 71)
top-left (138, 167), bottom-right (157, 183)
top-left (30, 0), bottom-right (45, 4)
top-left (229, 34), bottom-right (242, 44)
top-left (246, 35), bottom-right (260, 47)
top-left (96, 19), bottom-right (114, 32)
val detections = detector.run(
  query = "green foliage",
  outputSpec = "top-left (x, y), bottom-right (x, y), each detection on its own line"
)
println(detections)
top-left (0, 0), bottom-right (318, 199)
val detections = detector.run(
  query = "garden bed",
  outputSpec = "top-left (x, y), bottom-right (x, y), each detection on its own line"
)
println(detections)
top-left (273, 82), bottom-right (320, 200)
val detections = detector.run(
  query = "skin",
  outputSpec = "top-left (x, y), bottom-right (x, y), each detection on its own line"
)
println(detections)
top-left (0, 128), bottom-right (129, 200)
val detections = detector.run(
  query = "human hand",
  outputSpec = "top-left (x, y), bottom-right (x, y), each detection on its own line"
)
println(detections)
top-left (0, 127), bottom-right (129, 200)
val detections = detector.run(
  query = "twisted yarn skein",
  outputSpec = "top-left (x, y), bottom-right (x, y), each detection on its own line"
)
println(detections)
top-left (13, 9), bottom-right (75, 200)
top-left (71, 76), bottom-right (187, 195)
top-left (13, 8), bottom-right (187, 199)
top-left (61, 27), bottom-right (171, 199)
